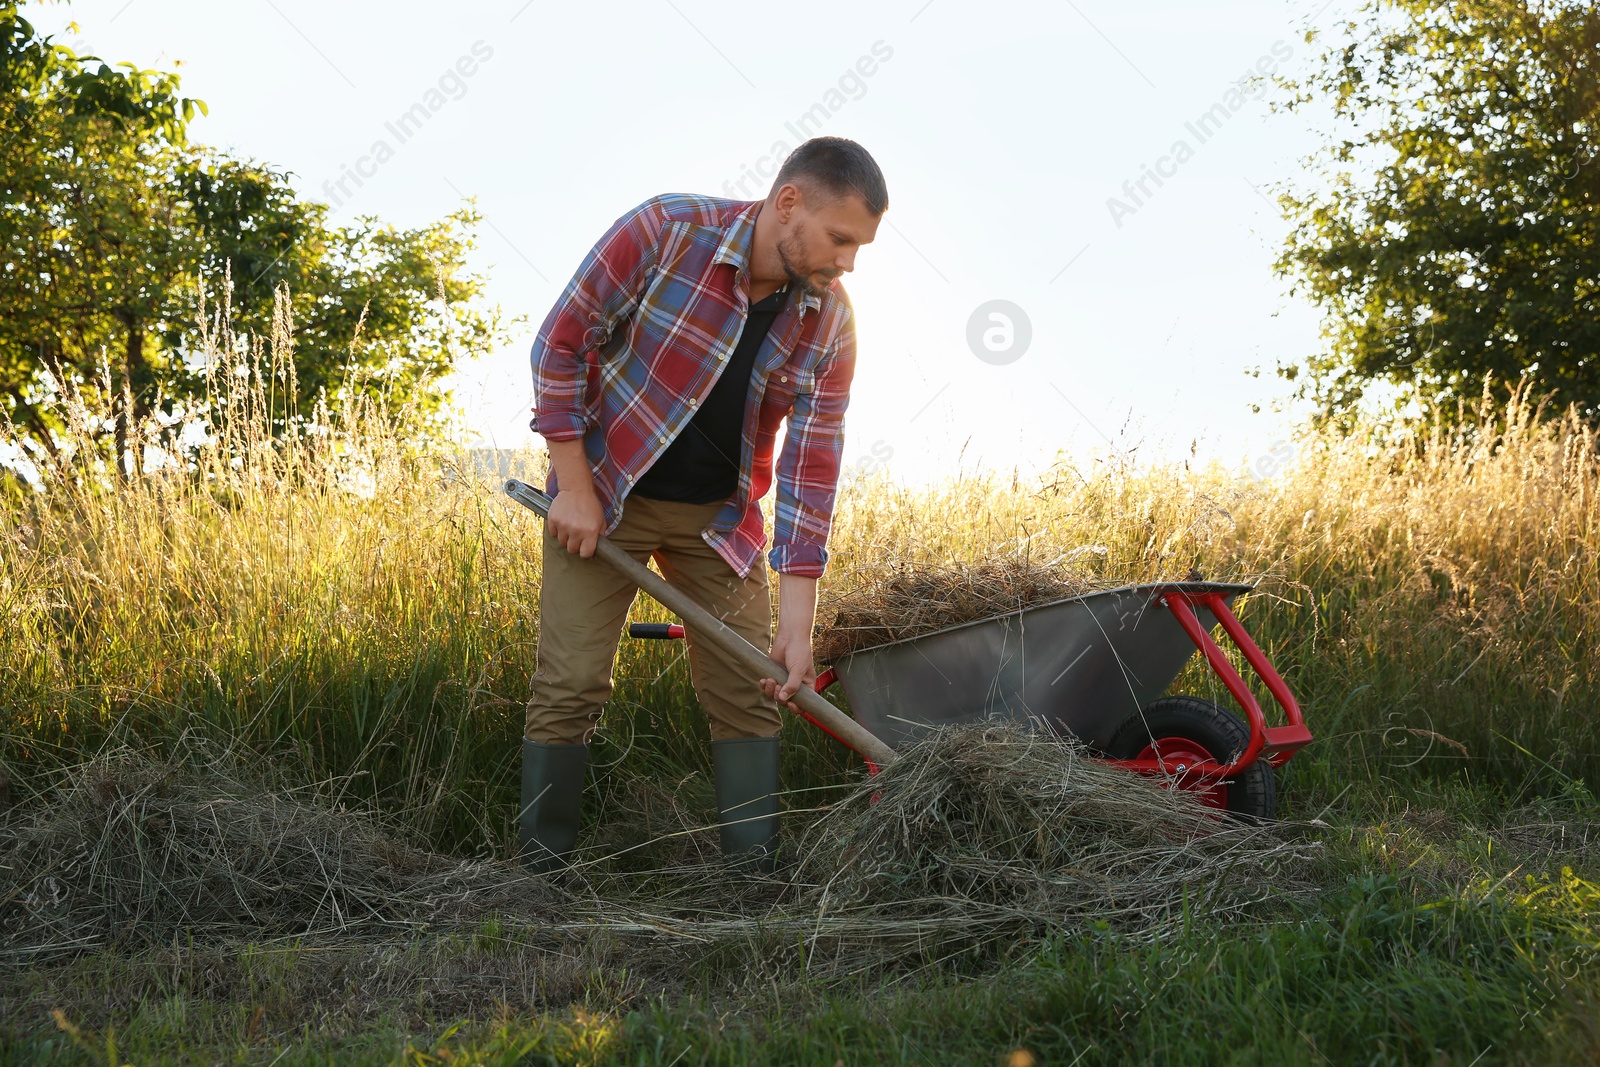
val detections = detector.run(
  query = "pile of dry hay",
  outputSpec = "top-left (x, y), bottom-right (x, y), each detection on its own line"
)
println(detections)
top-left (785, 724), bottom-right (1311, 963)
top-left (1, 726), bottom-right (1314, 980)
top-left (813, 554), bottom-right (1121, 661)
top-left (0, 741), bottom-right (556, 958)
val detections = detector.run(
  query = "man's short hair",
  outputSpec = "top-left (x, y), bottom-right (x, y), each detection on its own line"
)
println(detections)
top-left (772, 137), bottom-right (888, 216)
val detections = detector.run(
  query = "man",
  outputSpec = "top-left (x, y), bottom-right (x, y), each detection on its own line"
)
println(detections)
top-left (521, 137), bottom-right (887, 873)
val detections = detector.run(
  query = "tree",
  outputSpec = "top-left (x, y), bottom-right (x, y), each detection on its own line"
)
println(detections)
top-left (1, 7), bottom-right (505, 475)
top-left (1274, 0), bottom-right (1600, 421)
top-left (180, 158), bottom-right (501, 429)
top-left (1, 4), bottom-right (202, 469)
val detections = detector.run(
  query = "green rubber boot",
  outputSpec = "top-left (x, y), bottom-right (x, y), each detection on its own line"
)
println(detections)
top-left (518, 740), bottom-right (588, 873)
top-left (711, 736), bottom-right (782, 873)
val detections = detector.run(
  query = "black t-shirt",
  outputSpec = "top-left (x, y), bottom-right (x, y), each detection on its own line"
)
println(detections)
top-left (631, 284), bottom-right (790, 504)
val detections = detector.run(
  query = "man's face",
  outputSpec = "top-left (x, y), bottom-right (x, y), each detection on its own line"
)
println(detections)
top-left (774, 185), bottom-right (881, 298)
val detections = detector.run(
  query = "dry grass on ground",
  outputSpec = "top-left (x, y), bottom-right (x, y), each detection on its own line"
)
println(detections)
top-left (2, 726), bottom-right (1313, 985)
top-left (4, 316), bottom-right (1600, 1058)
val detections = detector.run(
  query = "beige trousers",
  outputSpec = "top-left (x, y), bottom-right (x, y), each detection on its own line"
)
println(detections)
top-left (524, 495), bottom-right (782, 744)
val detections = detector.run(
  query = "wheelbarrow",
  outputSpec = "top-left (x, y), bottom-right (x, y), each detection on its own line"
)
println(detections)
top-left (506, 480), bottom-right (1313, 819)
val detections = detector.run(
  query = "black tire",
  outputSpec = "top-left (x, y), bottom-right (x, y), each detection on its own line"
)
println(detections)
top-left (1105, 695), bottom-right (1276, 821)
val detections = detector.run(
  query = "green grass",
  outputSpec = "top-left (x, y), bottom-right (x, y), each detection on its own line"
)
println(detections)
top-left (4, 364), bottom-right (1599, 1062)
top-left (5, 752), bottom-right (1596, 1065)
top-left (8, 855), bottom-right (1598, 1065)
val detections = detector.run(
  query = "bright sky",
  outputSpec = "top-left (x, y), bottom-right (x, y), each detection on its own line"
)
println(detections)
top-left (26, 0), bottom-right (1345, 484)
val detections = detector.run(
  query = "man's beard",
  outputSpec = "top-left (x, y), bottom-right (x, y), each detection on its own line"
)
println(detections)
top-left (776, 224), bottom-right (839, 299)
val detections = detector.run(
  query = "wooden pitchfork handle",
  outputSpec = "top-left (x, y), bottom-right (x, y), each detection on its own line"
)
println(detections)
top-left (504, 479), bottom-right (898, 769)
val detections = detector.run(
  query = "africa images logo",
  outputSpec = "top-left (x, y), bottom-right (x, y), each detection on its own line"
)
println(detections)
top-left (966, 300), bottom-right (1033, 366)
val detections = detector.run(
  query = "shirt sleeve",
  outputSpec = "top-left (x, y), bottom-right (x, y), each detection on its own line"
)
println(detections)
top-left (767, 307), bottom-right (856, 578)
top-left (529, 199), bottom-right (662, 442)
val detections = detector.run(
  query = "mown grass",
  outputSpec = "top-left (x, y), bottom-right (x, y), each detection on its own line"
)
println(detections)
top-left (3, 319), bottom-right (1599, 1062)
top-left (9, 857), bottom-right (1600, 1065)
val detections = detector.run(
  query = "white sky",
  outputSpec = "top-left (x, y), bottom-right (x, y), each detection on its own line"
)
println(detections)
top-left (26, 0), bottom-right (1346, 484)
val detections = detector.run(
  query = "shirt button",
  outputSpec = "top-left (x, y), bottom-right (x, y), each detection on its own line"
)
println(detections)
top-left (688, 398), bottom-right (697, 407)
top-left (780, 375), bottom-right (788, 383)
top-left (658, 434), bottom-right (667, 443)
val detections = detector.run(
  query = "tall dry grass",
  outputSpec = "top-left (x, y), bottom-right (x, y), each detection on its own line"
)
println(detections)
top-left (830, 389), bottom-right (1599, 796)
top-left (3, 293), bottom-right (552, 848)
top-left (3, 297), bottom-right (1597, 852)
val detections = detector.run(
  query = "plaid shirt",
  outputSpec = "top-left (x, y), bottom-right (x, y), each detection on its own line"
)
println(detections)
top-left (529, 194), bottom-right (856, 579)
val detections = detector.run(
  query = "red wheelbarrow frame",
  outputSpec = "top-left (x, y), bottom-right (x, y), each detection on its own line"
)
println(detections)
top-left (1098, 587), bottom-right (1312, 790)
top-left (629, 586), bottom-right (1312, 787)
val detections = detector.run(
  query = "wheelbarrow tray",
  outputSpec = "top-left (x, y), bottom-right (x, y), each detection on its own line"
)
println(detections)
top-left (828, 581), bottom-right (1253, 751)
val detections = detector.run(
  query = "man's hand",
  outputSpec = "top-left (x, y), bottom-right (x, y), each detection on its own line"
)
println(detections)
top-left (546, 487), bottom-right (604, 557)
top-left (760, 573), bottom-right (820, 709)
top-left (544, 438), bottom-right (604, 557)
top-left (761, 624), bottom-right (816, 710)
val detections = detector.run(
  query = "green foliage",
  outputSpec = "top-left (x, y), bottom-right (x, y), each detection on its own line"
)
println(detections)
top-left (1275, 0), bottom-right (1600, 422)
top-left (1, 4), bottom-right (199, 143)
top-left (1, 3), bottom-right (201, 460)
top-left (0, 6), bottom-right (506, 473)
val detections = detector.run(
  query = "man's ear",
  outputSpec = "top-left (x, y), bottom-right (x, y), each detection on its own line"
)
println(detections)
top-left (773, 182), bottom-right (802, 222)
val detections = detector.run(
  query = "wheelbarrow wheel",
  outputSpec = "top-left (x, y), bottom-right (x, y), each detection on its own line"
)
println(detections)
top-left (1105, 696), bottom-right (1275, 821)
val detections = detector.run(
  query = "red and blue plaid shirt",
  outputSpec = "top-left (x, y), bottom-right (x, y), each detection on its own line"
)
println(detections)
top-left (530, 194), bottom-right (856, 579)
